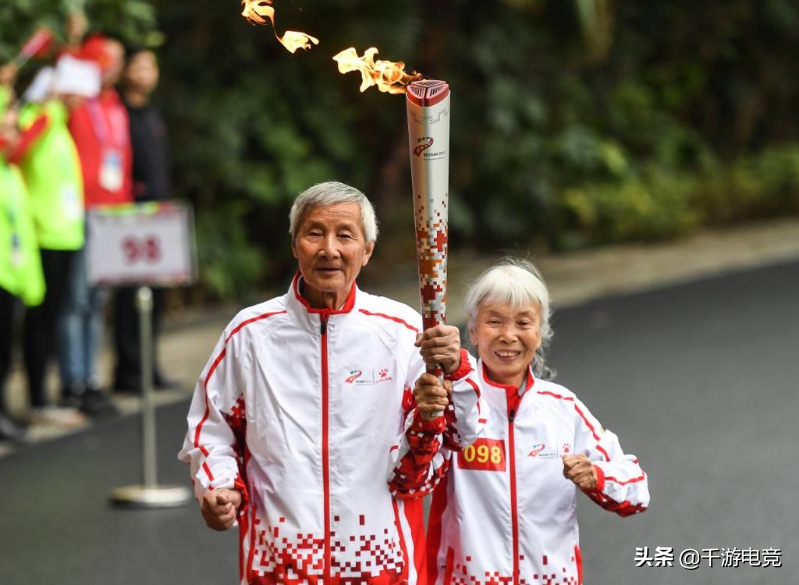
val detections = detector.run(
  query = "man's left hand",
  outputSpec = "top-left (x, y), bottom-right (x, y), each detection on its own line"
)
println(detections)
top-left (415, 325), bottom-right (461, 374)
top-left (562, 454), bottom-right (598, 490)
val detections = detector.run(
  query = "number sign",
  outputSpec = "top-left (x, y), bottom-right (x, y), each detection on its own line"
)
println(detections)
top-left (86, 201), bottom-right (196, 286)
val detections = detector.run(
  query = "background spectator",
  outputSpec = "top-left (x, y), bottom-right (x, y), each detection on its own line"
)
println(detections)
top-left (11, 74), bottom-right (90, 423)
top-left (60, 34), bottom-right (130, 416)
top-left (0, 86), bottom-right (46, 441)
top-left (113, 46), bottom-right (176, 392)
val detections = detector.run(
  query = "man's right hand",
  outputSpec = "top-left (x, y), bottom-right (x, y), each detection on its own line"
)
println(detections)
top-left (201, 488), bottom-right (242, 531)
top-left (414, 372), bottom-right (451, 421)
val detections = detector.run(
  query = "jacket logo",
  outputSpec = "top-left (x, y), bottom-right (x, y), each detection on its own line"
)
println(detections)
top-left (562, 442), bottom-right (572, 454)
top-left (529, 442), bottom-right (558, 460)
top-left (344, 369), bottom-right (392, 386)
top-left (345, 370), bottom-right (363, 384)
top-left (529, 443), bottom-right (545, 458)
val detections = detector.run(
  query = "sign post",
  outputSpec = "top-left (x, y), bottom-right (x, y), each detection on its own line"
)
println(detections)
top-left (88, 201), bottom-right (196, 508)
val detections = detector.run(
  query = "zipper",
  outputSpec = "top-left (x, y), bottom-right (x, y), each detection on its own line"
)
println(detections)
top-left (508, 408), bottom-right (520, 585)
top-left (320, 313), bottom-right (331, 583)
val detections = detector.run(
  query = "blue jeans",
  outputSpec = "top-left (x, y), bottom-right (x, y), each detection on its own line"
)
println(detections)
top-left (58, 245), bottom-right (108, 394)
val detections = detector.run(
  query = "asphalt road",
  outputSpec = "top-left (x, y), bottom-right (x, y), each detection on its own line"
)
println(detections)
top-left (1, 259), bottom-right (797, 584)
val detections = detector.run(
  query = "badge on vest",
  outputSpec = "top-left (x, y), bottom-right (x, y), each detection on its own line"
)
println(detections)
top-left (99, 149), bottom-right (123, 191)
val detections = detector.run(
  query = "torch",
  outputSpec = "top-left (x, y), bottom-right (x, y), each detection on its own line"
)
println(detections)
top-left (407, 79), bottom-right (451, 410)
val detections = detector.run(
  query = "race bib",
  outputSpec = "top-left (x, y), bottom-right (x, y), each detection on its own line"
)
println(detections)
top-left (457, 438), bottom-right (507, 472)
top-left (99, 149), bottom-right (123, 192)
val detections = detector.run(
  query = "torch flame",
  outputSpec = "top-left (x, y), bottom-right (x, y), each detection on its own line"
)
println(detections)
top-left (333, 47), bottom-right (423, 94)
top-left (241, 0), bottom-right (319, 54)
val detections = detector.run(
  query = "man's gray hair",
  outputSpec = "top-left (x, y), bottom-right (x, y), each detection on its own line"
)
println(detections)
top-left (289, 181), bottom-right (379, 243)
top-left (465, 258), bottom-right (555, 379)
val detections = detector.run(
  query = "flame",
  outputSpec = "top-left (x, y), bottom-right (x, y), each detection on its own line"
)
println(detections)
top-left (241, 0), bottom-right (319, 54)
top-left (333, 47), bottom-right (422, 94)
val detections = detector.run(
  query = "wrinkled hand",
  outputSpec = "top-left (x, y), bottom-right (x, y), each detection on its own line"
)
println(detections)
top-left (201, 488), bottom-right (242, 531)
top-left (562, 454), bottom-right (598, 490)
top-left (415, 325), bottom-right (461, 375)
top-left (414, 372), bottom-right (452, 421)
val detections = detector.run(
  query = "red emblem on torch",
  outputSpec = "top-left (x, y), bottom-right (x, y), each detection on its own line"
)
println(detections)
top-left (413, 137), bottom-right (434, 157)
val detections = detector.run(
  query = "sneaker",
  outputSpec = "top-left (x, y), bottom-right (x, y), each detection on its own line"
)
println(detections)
top-left (79, 388), bottom-right (120, 420)
top-left (61, 381), bottom-right (85, 409)
top-left (0, 413), bottom-right (30, 444)
top-left (113, 375), bottom-right (142, 394)
top-left (30, 406), bottom-right (86, 429)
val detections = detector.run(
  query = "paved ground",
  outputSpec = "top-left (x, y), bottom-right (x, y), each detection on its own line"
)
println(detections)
top-left (549, 259), bottom-right (799, 585)
top-left (1, 217), bottom-right (798, 584)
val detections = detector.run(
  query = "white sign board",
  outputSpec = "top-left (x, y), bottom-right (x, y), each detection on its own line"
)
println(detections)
top-left (54, 55), bottom-right (101, 98)
top-left (87, 201), bottom-right (197, 286)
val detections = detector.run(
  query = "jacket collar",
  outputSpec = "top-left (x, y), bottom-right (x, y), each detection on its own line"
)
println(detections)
top-left (288, 271), bottom-right (358, 318)
top-left (479, 360), bottom-right (536, 394)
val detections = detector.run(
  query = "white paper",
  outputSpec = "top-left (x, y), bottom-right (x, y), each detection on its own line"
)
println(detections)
top-left (54, 55), bottom-right (101, 98)
top-left (22, 67), bottom-right (55, 103)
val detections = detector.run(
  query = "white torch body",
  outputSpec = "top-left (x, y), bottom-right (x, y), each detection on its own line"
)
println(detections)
top-left (406, 80), bottom-right (451, 333)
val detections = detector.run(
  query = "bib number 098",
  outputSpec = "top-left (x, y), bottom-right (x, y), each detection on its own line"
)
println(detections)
top-left (457, 438), bottom-right (506, 472)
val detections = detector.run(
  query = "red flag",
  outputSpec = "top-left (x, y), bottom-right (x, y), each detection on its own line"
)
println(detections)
top-left (19, 28), bottom-right (54, 59)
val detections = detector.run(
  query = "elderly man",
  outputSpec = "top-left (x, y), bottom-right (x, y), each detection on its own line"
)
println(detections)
top-left (179, 182), bottom-right (483, 585)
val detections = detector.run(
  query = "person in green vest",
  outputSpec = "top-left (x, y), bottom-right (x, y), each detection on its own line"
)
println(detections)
top-left (0, 86), bottom-right (47, 442)
top-left (11, 79), bottom-right (117, 421)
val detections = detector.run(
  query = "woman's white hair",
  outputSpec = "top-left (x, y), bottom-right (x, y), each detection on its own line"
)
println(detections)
top-left (465, 258), bottom-right (555, 378)
top-left (289, 181), bottom-right (379, 243)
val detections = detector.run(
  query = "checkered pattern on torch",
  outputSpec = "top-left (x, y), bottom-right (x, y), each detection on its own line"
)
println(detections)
top-left (407, 80), bottom-right (451, 331)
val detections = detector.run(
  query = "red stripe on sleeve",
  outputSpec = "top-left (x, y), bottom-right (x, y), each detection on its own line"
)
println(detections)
top-left (465, 377), bottom-right (481, 399)
top-left (604, 472), bottom-right (646, 486)
top-left (193, 310), bottom-right (286, 483)
top-left (359, 309), bottom-right (420, 333)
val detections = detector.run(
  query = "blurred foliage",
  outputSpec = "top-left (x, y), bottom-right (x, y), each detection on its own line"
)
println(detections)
top-left (4, 0), bottom-right (799, 298)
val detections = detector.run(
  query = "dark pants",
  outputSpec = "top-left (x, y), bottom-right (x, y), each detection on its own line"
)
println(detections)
top-left (0, 287), bottom-right (17, 414)
top-left (113, 286), bottom-right (165, 386)
top-left (23, 249), bottom-right (77, 407)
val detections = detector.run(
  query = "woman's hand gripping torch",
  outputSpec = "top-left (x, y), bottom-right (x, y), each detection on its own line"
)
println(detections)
top-left (407, 80), bottom-right (451, 419)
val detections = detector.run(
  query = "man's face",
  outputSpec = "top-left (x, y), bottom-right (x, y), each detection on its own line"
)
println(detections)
top-left (123, 50), bottom-right (159, 95)
top-left (292, 202), bottom-right (374, 309)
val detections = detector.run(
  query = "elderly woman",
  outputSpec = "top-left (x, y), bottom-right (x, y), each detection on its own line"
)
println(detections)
top-left (404, 259), bottom-right (649, 585)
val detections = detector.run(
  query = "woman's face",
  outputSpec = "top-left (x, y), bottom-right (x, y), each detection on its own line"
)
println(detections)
top-left (470, 300), bottom-right (542, 387)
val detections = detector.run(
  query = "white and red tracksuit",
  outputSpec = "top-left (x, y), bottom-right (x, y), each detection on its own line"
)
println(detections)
top-left (394, 360), bottom-right (649, 585)
top-left (179, 274), bottom-right (483, 585)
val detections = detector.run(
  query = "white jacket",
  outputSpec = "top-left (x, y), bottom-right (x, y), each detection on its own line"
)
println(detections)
top-left (179, 274), bottom-right (483, 585)
top-left (397, 360), bottom-right (649, 585)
